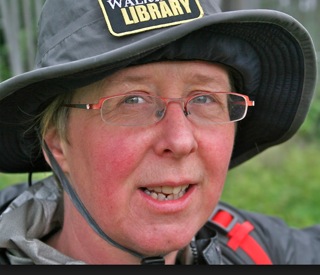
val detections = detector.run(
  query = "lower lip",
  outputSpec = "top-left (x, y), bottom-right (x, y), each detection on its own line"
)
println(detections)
top-left (139, 185), bottom-right (195, 213)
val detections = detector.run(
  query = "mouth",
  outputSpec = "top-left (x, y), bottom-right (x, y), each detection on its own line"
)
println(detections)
top-left (141, 185), bottom-right (190, 201)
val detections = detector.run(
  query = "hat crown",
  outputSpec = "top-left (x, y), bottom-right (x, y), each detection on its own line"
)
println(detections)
top-left (35, 0), bottom-right (221, 68)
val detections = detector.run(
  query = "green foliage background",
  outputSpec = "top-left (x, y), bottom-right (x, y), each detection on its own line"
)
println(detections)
top-left (223, 136), bottom-right (320, 228)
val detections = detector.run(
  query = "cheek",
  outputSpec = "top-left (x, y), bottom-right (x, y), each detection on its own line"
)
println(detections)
top-left (67, 124), bottom-right (146, 193)
top-left (65, 125), bottom-right (148, 225)
top-left (200, 124), bottom-right (235, 167)
top-left (199, 125), bottom-right (235, 194)
top-left (94, 135), bottom-right (140, 178)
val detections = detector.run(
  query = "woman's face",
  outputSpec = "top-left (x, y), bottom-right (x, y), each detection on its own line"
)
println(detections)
top-left (47, 61), bottom-right (235, 259)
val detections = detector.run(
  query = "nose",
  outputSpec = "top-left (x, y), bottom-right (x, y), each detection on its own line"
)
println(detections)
top-left (162, 98), bottom-right (189, 116)
top-left (154, 102), bottom-right (198, 158)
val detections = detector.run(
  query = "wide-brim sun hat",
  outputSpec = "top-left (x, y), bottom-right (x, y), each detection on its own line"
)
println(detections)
top-left (0, 0), bottom-right (317, 173)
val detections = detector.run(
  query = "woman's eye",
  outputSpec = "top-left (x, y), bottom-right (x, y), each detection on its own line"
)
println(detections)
top-left (191, 95), bottom-right (215, 104)
top-left (123, 95), bottom-right (146, 104)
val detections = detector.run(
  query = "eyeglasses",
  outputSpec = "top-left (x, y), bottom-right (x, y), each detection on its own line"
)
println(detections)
top-left (63, 92), bottom-right (255, 126)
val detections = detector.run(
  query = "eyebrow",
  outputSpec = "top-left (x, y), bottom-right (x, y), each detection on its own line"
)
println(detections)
top-left (189, 74), bottom-right (222, 84)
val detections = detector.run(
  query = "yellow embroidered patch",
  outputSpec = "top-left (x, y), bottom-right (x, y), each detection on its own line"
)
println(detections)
top-left (98, 0), bottom-right (204, 37)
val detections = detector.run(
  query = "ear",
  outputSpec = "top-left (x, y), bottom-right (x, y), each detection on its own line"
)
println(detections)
top-left (42, 128), bottom-right (69, 173)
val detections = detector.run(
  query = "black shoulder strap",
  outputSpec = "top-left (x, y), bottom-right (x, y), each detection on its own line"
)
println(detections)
top-left (207, 202), bottom-right (272, 265)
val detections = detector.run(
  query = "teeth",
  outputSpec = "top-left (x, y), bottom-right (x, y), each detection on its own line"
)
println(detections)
top-left (144, 185), bottom-right (189, 201)
top-left (162, 186), bottom-right (179, 195)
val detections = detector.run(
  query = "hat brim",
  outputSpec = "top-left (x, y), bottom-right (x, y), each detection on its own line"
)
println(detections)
top-left (0, 9), bottom-right (317, 173)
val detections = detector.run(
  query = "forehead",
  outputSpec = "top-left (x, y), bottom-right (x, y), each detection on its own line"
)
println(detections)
top-left (106, 60), bottom-right (229, 83)
top-left (75, 60), bottom-right (231, 99)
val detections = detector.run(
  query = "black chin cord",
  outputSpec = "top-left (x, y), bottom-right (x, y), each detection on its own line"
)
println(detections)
top-left (43, 141), bottom-right (165, 264)
top-left (28, 172), bottom-right (33, 187)
top-left (141, 257), bottom-right (165, 265)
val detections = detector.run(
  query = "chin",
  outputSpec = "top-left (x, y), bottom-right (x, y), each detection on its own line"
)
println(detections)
top-left (137, 233), bottom-right (195, 256)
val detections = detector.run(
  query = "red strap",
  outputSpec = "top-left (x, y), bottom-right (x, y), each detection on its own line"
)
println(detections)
top-left (212, 210), bottom-right (272, 265)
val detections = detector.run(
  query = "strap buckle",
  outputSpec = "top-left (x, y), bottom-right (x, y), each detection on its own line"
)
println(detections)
top-left (208, 204), bottom-right (239, 234)
top-left (207, 203), bottom-right (273, 264)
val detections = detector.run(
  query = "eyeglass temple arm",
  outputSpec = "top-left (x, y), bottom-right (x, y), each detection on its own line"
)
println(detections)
top-left (63, 103), bottom-right (99, 110)
top-left (233, 99), bottom-right (255, 107)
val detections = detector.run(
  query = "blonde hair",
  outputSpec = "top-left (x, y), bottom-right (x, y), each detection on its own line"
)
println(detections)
top-left (39, 91), bottom-right (73, 145)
